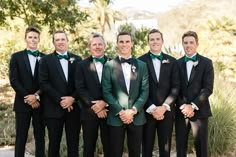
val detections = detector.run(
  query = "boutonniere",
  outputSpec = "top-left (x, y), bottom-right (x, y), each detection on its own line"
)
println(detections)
top-left (193, 60), bottom-right (199, 67)
top-left (131, 65), bottom-right (136, 72)
top-left (36, 56), bottom-right (41, 61)
top-left (162, 59), bottom-right (170, 64)
top-left (69, 57), bottom-right (75, 63)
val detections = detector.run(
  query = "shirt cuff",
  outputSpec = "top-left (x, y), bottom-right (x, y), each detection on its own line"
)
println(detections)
top-left (146, 104), bottom-right (156, 113)
top-left (163, 103), bottom-right (171, 111)
top-left (191, 102), bottom-right (199, 110)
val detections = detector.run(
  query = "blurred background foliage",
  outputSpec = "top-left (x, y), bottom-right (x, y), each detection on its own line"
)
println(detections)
top-left (0, 0), bottom-right (236, 156)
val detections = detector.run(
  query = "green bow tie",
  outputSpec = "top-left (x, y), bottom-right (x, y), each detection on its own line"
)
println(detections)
top-left (27, 50), bottom-right (39, 57)
top-left (57, 54), bottom-right (69, 60)
top-left (184, 55), bottom-right (197, 62)
top-left (150, 53), bottom-right (163, 61)
top-left (93, 56), bottom-right (105, 64)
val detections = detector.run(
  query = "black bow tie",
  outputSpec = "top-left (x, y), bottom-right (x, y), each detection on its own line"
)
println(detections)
top-left (120, 58), bottom-right (133, 64)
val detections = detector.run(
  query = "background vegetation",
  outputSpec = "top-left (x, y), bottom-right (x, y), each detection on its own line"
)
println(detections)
top-left (0, 0), bottom-right (236, 156)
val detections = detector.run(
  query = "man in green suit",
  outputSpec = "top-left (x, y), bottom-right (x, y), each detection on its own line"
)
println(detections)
top-left (102, 31), bottom-right (149, 157)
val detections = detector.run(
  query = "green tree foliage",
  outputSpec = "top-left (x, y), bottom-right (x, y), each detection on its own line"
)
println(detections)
top-left (88, 0), bottom-right (123, 34)
top-left (0, 0), bottom-right (88, 33)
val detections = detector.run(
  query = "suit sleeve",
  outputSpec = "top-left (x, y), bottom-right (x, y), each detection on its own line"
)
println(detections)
top-left (75, 62), bottom-right (93, 107)
top-left (163, 60), bottom-right (180, 107)
top-left (39, 57), bottom-right (61, 104)
top-left (133, 63), bottom-right (149, 111)
top-left (9, 54), bottom-right (28, 97)
top-left (102, 63), bottom-right (123, 115)
top-left (192, 59), bottom-right (214, 107)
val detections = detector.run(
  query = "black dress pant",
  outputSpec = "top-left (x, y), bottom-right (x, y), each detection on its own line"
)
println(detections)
top-left (109, 123), bottom-right (143, 157)
top-left (45, 109), bottom-right (80, 157)
top-left (15, 111), bottom-right (45, 157)
top-left (175, 115), bottom-right (209, 157)
top-left (82, 118), bottom-right (109, 157)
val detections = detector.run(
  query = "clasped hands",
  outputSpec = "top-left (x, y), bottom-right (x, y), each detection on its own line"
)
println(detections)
top-left (24, 94), bottom-right (40, 109)
top-left (60, 96), bottom-right (74, 112)
top-left (91, 100), bottom-right (108, 118)
top-left (180, 104), bottom-right (195, 118)
top-left (119, 109), bottom-right (136, 124)
top-left (150, 105), bottom-right (167, 120)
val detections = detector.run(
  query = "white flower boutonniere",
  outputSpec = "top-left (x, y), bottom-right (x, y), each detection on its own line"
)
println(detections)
top-left (36, 56), bottom-right (41, 61)
top-left (193, 60), bottom-right (199, 67)
top-left (162, 59), bottom-right (170, 64)
top-left (131, 65), bottom-right (136, 72)
top-left (69, 57), bottom-right (75, 64)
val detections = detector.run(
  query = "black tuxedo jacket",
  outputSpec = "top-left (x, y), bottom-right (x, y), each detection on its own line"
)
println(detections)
top-left (9, 49), bottom-right (45, 112)
top-left (176, 53), bottom-right (214, 118)
top-left (39, 51), bottom-right (82, 118)
top-left (75, 56), bottom-right (109, 120)
top-left (138, 52), bottom-right (180, 117)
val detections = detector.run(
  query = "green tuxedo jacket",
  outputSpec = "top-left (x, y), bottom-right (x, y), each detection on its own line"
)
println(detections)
top-left (102, 56), bottom-right (149, 126)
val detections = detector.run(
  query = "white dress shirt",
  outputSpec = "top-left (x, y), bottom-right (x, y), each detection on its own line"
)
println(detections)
top-left (57, 52), bottom-right (68, 81)
top-left (93, 59), bottom-right (103, 83)
top-left (119, 55), bottom-right (132, 93)
top-left (27, 51), bottom-right (37, 76)
top-left (150, 52), bottom-right (161, 82)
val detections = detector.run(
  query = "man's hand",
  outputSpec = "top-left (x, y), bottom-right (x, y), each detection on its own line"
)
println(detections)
top-left (91, 100), bottom-right (107, 113)
top-left (24, 94), bottom-right (37, 105)
top-left (151, 106), bottom-right (166, 120)
top-left (31, 101), bottom-right (40, 109)
top-left (97, 109), bottom-right (108, 118)
top-left (60, 96), bottom-right (74, 109)
top-left (119, 109), bottom-right (135, 124)
top-left (180, 104), bottom-right (195, 118)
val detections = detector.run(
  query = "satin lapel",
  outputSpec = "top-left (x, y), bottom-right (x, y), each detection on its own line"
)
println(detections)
top-left (23, 50), bottom-right (32, 76)
top-left (33, 60), bottom-right (39, 80)
top-left (189, 55), bottom-right (200, 84)
top-left (147, 53), bottom-right (158, 84)
top-left (114, 57), bottom-right (128, 94)
top-left (159, 54), bottom-right (167, 84)
top-left (129, 58), bottom-right (138, 94)
top-left (88, 56), bottom-right (101, 85)
top-left (52, 52), bottom-right (67, 83)
top-left (180, 59), bottom-right (188, 86)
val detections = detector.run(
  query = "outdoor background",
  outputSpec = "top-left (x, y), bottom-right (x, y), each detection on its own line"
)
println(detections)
top-left (0, 0), bottom-right (236, 156)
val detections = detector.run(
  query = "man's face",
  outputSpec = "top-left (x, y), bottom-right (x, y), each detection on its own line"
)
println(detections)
top-left (53, 33), bottom-right (68, 53)
top-left (25, 31), bottom-right (40, 50)
top-left (117, 35), bottom-right (133, 56)
top-left (148, 32), bottom-right (163, 53)
top-left (89, 37), bottom-right (105, 58)
top-left (182, 36), bottom-right (198, 57)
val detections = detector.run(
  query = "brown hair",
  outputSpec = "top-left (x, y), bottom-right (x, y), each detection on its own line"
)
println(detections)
top-left (52, 30), bottom-right (68, 42)
top-left (147, 29), bottom-right (163, 41)
top-left (182, 31), bottom-right (198, 44)
top-left (116, 31), bottom-right (133, 43)
top-left (25, 26), bottom-right (40, 39)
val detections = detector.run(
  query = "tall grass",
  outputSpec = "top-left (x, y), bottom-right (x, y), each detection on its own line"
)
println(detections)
top-left (208, 76), bottom-right (236, 156)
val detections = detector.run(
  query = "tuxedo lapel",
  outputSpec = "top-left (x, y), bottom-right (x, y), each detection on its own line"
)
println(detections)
top-left (89, 56), bottom-right (101, 85)
top-left (23, 50), bottom-right (32, 76)
top-left (52, 52), bottom-right (67, 83)
top-left (146, 53), bottom-right (158, 84)
top-left (159, 54), bottom-right (168, 84)
top-left (129, 58), bottom-right (138, 94)
top-left (33, 60), bottom-right (39, 80)
top-left (180, 59), bottom-right (188, 86)
top-left (114, 57), bottom-right (128, 94)
top-left (188, 55), bottom-right (200, 84)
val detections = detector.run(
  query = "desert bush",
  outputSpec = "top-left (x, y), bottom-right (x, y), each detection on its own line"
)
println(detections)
top-left (208, 77), bottom-right (236, 156)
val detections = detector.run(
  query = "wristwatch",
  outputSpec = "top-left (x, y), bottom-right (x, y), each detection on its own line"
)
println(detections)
top-left (34, 93), bottom-right (40, 101)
